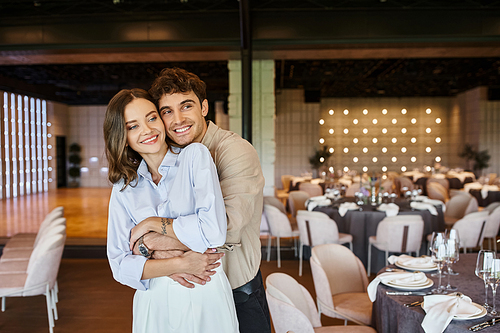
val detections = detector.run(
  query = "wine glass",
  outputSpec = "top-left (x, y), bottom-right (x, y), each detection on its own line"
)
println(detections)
top-left (430, 235), bottom-right (447, 294)
top-left (429, 232), bottom-right (446, 278)
top-left (446, 229), bottom-right (460, 275)
top-left (476, 250), bottom-right (495, 310)
top-left (486, 258), bottom-right (500, 315)
top-left (444, 238), bottom-right (459, 291)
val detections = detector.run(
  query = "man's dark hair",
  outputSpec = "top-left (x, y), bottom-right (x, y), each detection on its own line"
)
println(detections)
top-left (149, 67), bottom-right (207, 105)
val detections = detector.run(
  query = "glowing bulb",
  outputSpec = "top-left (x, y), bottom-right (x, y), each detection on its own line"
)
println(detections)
top-left (372, 138), bottom-right (378, 143)
top-left (401, 109), bottom-right (407, 114)
top-left (382, 128), bottom-right (388, 134)
top-left (372, 119), bottom-right (378, 124)
top-left (392, 138), bottom-right (397, 143)
top-left (401, 128), bottom-right (407, 134)
top-left (363, 109), bottom-right (368, 115)
top-left (329, 148), bottom-right (334, 153)
top-left (411, 137), bottom-right (417, 143)
top-left (342, 129), bottom-right (348, 134)
top-left (411, 156), bottom-right (417, 162)
top-left (344, 148), bottom-right (349, 153)
top-left (329, 109), bottom-right (334, 115)
top-left (353, 119), bottom-right (358, 124)
top-left (319, 138), bottom-right (325, 144)
top-left (382, 109), bottom-right (388, 115)
top-left (436, 137), bottom-right (441, 143)
top-left (353, 138), bottom-right (358, 144)
top-left (392, 118), bottom-right (397, 124)
top-left (329, 129), bottom-right (334, 134)
top-left (372, 157), bottom-right (378, 162)
top-left (382, 147), bottom-right (388, 153)
top-left (436, 118), bottom-right (441, 124)
top-left (344, 109), bottom-right (349, 115)
top-left (426, 108), bottom-right (432, 114)
top-left (435, 156), bottom-right (441, 162)
top-left (319, 157), bottom-right (325, 163)
top-left (411, 118), bottom-right (417, 124)
top-left (426, 128), bottom-right (431, 133)
top-left (319, 119), bottom-right (325, 125)
top-left (401, 166), bottom-right (407, 172)
top-left (329, 166), bottom-right (334, 172)
top-left (363, 166), bottom-right (368, 172)
top-left (392, 157), bottom-right (397, 162)
top-left (382, 166), bottom-right (388, 172)
top-left (426, 147), bottom-right (432, 153)
top-left (353, 157), bottom-right (359, 163)
top-left (344, 167), bottom-right (349, 172)
top-left (363, 147), bottom-right (368, 153)
top-left (401, 147), bottom-right (407, 153)
top-left (363, 128), bottom-right (368, 134)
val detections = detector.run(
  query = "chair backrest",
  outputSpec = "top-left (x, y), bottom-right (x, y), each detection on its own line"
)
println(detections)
top-left (445, 194), bottom-right (473, 219)
top-left (484, 202), bottom-right (500, 214)
top-left (24, 232), bottom-right (66, 296)
top-left (266, 290), bottom-right (316, 333)
top-left (452, 213), bottom-right (487, 249)
top-left (463, 196), bottom-right (479, 216)
top-left (296, 210), bottom-right (340, 247)
top-left (311, 244), bottom-right (368, 299)
top-left (263, 204), bottom-right (293, 238)
top-left (298, 183), bottom-right (323, 197)
top-left (394, 176), bottom-right (414, 197)
top-left (288, 191), bottom-right (310, 218)
top-left (380, 179), bottom-right (395, 194)
top-left (266, 273), bottom-right (321, 328)
top-left (427, 177), bottom-right (450, 191)
top-left (34, 217), bottom-right (66, 248)
top-left (426, 182), bottom-right (449, 202)
top-left (375, 215), bottom-right (424, 253)
top-left (263, 196), bottom-right (287, 215)
top-left (281, 175), bottom-right (294, 192)
top-left (483, 206), bottom-right (500, 238)
top-left (345, 183), bottom-right (360, 197)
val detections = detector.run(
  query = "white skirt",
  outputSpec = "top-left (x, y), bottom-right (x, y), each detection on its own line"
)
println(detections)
top-left (132, 263), bottom-right (239, 333)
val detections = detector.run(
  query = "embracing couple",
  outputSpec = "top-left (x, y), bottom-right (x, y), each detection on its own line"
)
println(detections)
top-left (104, 68), bottom-right (271, 333)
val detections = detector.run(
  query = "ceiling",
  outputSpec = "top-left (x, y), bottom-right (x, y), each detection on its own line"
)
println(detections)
top-left (1, 0), bottom-right (500, 105)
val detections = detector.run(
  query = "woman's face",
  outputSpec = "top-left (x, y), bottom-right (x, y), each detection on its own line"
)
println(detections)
top-left (124, 98), bottom-right (167, 157)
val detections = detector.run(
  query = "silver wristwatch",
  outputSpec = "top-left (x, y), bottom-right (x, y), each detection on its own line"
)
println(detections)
top-left (138, 236), bottom-right (151, 258)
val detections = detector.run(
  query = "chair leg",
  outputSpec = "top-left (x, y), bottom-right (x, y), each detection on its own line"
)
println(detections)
top-left (54, 281), bottom-right (59, 303)
top-left (416, 249), bottom-right (420, 257)
top-left (266, 234), bottom-right (271, 262)
top-left (299, 242), bottom-right (303, 276)
top-left (349, 242), bottom-right (353, 251)
top-left (385, 251), bottom-right (389, 266)
top-left (344, 319), bottom-right (348, 326)
top-left (45, 285), bottom-right (54, 333)
top-left (1, 297), bottom-right (4, 312)
top-left (51, 288), bottom-right (59, 321)
top-left (293, 237), bottom-right (298, 257)
top-left (367, 243), bottom-right (372, 277)
top-left (495, 238), bottom-right (498, 253)
top-left (277, 237), bottom-right (281, 268)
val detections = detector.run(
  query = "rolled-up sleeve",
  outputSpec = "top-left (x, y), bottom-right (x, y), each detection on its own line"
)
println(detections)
top-left (107, 185), bottom-right (150, 291)
top-left (172, 143), bottom-right (227, 253)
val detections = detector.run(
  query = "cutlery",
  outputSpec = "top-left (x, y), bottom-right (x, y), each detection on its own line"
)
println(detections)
top-left (386, 291), bottom-right (431, 296)
top-left (404, 300), bottom-right (423, 307)
top-left (469, 317), bottom-right (500, 331)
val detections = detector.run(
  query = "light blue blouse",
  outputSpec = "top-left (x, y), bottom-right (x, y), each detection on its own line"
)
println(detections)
top-left (106, 143), bottom-right (227, 291)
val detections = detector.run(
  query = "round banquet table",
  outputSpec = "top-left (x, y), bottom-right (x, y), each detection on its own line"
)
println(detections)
top-left (314, 200), bottom-right (445, 273)
top-left (373, 253), bottom-right (491, 333)
top-left (469, 189), bottom-right (500, 207)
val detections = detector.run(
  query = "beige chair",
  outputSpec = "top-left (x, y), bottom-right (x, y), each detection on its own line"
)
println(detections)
top-left (296, 210), bottom-right (353, 276)
top-left (380, 179), bottom-right (395, 194)
top-left (282, 175), bottom-right (294, 192)
top-left (452, 211), bottom-right (488, 253)
top-left (483, 202), bottom-right (500, 214)
top-left (299, 182), bottom-right (323, 197)
top-left (427, 177), bottom-right (450, 192)
top-left (444, 194), bottom-right (478, 226)
top-left (426, 182), bottom-right (449, 202)
top-left (264, 204), bottom-right (300, 267)
top-left (394, 176), bottom-right (414, 197)
top-left (310, 244), bottom-right (372, 326)
top-left (288, 191), bottom-right (310, 218)
top-left (345, 183), bottom-right (360, 197)
top-left (266, 272), bottom-right (376, 333)
top-left (482, 206), bottom-right (500, 252)
top-left (367, 215), bottom-right (424, 276)
top-left (0, 231), bottom-right (66, 333)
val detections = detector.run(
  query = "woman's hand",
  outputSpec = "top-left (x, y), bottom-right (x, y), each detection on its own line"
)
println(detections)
top-left (129, 217), bottom-right (161, 250)
top-left (179, 249), bottom-right (224, 277)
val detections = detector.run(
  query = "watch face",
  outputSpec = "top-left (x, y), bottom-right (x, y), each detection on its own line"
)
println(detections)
top-left (139, 243), bottom-right (149, 257)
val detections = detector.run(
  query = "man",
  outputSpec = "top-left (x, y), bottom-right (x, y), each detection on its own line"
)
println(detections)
top-left (136, 67), bottom-right (271, 333)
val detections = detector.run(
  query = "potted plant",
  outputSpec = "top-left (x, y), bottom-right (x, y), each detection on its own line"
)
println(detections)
top-left (68, 143), bottom-right (82, 187)
top-left (309, 146), bottom-right (332, 178)
top-left (458, 144), bottom-right (491, 178)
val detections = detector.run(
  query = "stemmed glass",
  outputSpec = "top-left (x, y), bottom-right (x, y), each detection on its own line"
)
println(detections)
top-left (429, 232), bottom-right (446, 277)
top-left (430, 234), bottom-right (447, 294)
top-left (444, 238), bottom-right (459, 291)
top-left (485, 258), bottom-right (500, 315)
top-left (446, 229), bottom-right (460, 275)
top-left (475, 250), bottom-right (496, 310)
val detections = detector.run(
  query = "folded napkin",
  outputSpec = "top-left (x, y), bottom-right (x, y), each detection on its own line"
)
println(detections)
top-left (414, 195), bottom-right (428, 201)
top-left (481, 185), bottom-right (499, 199)
top-left (367, 271), bottom-right (427, 302)
top-left (306, 196), bottom-right (331, 211)
top-left (410, 201), bottom-right (438, 216)
top-left (422, 198), bottom-right (446, 213)
top-left (339, 178), bottom-right (352, 187)
top-left (388, 254), bottom-right (436, 268)
top-left (338, 202), bottom-right (359, 217)
top-left (377, 203), bottom-right (400, 217)
top-left (421, 294), bottom-right (482, 333)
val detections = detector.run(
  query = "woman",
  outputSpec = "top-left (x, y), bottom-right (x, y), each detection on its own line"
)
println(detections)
top-left (104, 88), bottom-right (239, 333)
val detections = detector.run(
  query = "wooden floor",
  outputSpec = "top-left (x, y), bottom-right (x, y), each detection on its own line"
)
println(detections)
top-left (0, 188), bottom-right (351, 332)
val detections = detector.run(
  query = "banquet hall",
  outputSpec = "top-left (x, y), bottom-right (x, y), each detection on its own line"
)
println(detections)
top-left (1, 1), bottom-right (500, 332)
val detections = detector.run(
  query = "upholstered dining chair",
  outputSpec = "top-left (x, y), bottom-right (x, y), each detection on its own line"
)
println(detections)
top-left (427, 177), bottom-right (450, 192)
top-left (444, 194), bottom-right (478, 226)
top-left (452, 211), bottom-right (488, 253)
top-left (367, 215), bottom-right (424, 276)
top-left (344, 183), bottom-right (361, 197)
top-left (310, 244), bottom-right (372, 326)
top-left (296, 210), bottom-right (353, 276)
top-left (264, 204), bottom-right (300, 268)
top-left (394, 176), bottom-right (414, 197)
top-left (299, 182), bottom-right (323, 197)
top-left (426, 182), bottom-right (449, 203)
top-left (0, 231), bottom-right (66, 333)
top-left (481, 206), bottom-right (500, 252)
top-left (483, 201), bottom-right (500, 214)
top-left (288, 191), bottom-right (310, 218)
top-left (266, 272), bottom-right (376, 333)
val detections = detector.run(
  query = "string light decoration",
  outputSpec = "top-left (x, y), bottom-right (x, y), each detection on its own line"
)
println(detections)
top-left (319, 106), bottom-right (444, 173)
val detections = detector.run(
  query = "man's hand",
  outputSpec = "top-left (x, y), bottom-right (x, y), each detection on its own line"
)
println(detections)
top-left (144, 232), bottom-right (189, 251)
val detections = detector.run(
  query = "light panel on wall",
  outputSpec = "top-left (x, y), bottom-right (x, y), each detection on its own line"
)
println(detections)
top-left (382, 166), bottom-right (387, 172)
top-left (353, 119), bottom-right (358, 124)
top-left (426, 108), bottom-right (432, 114)
top-left (344, 148), bottom-right (349, 153)
top-left (329, 129), bottom-right (334, 134)
top-left (411, 137), bottom-right (417, 143)
top-left (319, 138), bottom-right (325, 144)
top-left (401, 128), bottom-right (407, 133)
top-left (344, 129), bottom-right (349, 134)
top-left (392, 119), bottom-right (397, 124)
top-left (382, 128), bottom-right (387, 134)
top-left (436, 137), bottom-right (441, 143)
top-left (401, 147), bottom-right (407, 153)
top-left (411, 118), bottom-right (417, 124)
top-left (319, 119), bottom-right (324, 125)
top-left (426, 128), bottom-right (432, 133)
top-left (382, 147), bottom-right (387, 153)
top-left (363, 147), bottom-right (368, 153)
top-left (372, 138), bottom-right (378, 143)
top-left (426, 147), bottom-right (432, 153)
top-left (363, 109), bottom-right (368, 115)
top-left (382, 109), bottom-right (387, 115)
top-left (353, 138), bottom-right (358, 143)
top-left (401, 166), bottom-right (407, 171)
top-left (392, 157), bottom-right (397, 162)
top-left (411, 156), bottom-right (417, 162)
top-left (372, 157), bottom-right (378, 162)
top-left (344, 109), bottom-right (349, 115)
top-left (363, 128), bottom-right (368, 134)
top-left (435, 156), bottom-right (441, 162)
top-left (392, 138), bottom-right (397, 143)
top-left (363, 166), bottom-right (368, 172)
top-left (353, 157), bottom-right (358, 162)
top-left (344, 166), bottom-right (349, 172)
top-left (401, 109), bottom-right (407, 114)
top-left (329, 109), bottom-right (334, 115)
top-left (436, 118), bottom-right (441, 124)
top-left (372, 119), bottom-right (378, 124)
top-left (329, 148), bottom-right (334, 153)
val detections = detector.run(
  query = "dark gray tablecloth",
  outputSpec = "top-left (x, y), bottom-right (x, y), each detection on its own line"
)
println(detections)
top-left (373, 253), bottom-right (491, 333)
top-left (314, 201), bottom-right (445, 273)
top-left (470, 189), bottom-right (500, 207)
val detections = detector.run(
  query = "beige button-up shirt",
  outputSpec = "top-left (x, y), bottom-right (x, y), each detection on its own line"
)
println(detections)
top-left (201, 121), bottom-right (265, 289)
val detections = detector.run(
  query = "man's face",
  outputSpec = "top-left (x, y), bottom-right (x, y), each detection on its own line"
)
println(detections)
top-left (158, 91), bottom-right (208, 147)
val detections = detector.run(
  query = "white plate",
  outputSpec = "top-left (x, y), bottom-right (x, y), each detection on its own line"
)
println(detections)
top-left (387, 278), bottom-right (430, 287)
top-left (381, 278), bottom-right (434, 290)
top-left (395, 261), bottom-right (437, 272)
top-left (421, 302), bottom-right (486, 321)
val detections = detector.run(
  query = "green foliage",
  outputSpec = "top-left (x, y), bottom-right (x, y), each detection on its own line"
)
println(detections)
top-left (68, 166), bottom-right (81, 178)
top-left (68, 142), bottom-right (82, 186)
top-left (458, 144), bottom-right (491, 174)
top-left (309, 146), bottom-right (332, 170)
